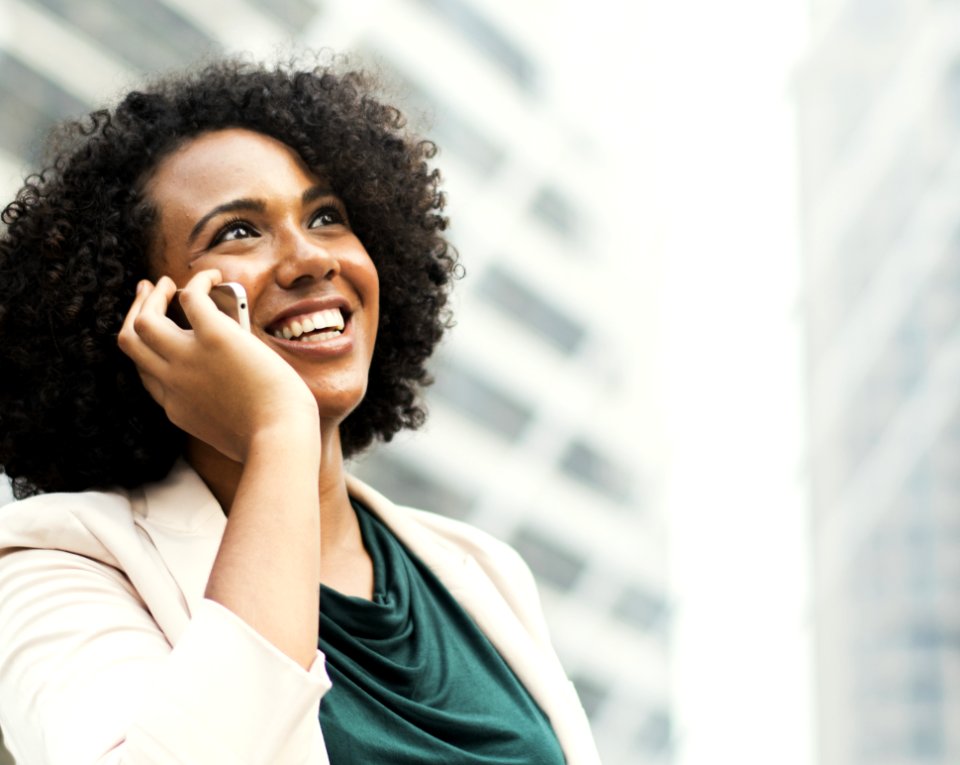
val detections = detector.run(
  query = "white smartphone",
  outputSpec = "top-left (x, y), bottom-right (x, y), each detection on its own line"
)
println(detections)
top-left (167, 282), bottom-right (251, 332)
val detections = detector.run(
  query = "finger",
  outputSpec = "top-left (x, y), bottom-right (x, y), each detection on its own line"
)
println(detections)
top-left (119, 280), bottom-right (153, 338)
top-left (118, 281), bottom-right (164, 361)
top-left (122, 336), bottom-right (170, 380)
top-left (177, 270), bottom-right (229, 335)
top-left (182, 268), bottom-right (223, 292)
top-left (138, 275), bottom-right (178, 319)
top-left (128, 277), bottom-right (186, 359)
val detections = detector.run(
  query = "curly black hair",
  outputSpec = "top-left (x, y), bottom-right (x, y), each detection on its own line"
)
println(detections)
top-left (0, 57), bottom-right (457, 498)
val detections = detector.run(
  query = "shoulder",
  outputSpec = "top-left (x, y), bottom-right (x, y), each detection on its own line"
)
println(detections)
top-left (0, 461), bottom-right (225, 643)
top-left (0, 460), bottom-right (223, 608)
top-left (0, 484), bottom-right (137, 566)
top-left (0, 460), bottom-right (222, 557)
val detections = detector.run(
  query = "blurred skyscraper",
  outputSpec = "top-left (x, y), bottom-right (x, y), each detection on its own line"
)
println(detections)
top-left (797, 1), bottom-right (960, 763)
top-left (0, 1), bottom-right (668, 763)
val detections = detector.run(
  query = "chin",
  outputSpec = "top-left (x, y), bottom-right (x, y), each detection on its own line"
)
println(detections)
top-left (311, 383), bottom-right (368, 424)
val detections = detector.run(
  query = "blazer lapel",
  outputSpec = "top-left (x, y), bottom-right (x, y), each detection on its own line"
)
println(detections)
top-left (133, 461), bottom-right (226, 640)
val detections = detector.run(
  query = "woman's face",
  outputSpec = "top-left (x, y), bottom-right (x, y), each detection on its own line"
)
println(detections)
top-left (143, 128), bottom-right (379, 423)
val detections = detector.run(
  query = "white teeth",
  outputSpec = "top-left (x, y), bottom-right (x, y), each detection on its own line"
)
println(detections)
top-left (273, 308), bottom-right (346, 340)
top-left (312, 308), bottom-right (345, 332)
top-left (298, 330), bottom-right (340, 343)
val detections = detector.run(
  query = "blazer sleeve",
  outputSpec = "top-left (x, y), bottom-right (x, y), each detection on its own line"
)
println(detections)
top-left (0, 547), bottom-right (331, 765)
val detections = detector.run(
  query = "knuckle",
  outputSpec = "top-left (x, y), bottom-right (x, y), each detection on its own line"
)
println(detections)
top-left (132, 314), bottom-right (152, 336)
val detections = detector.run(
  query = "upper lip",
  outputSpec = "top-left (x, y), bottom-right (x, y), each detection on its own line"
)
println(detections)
top-left (264, 296), bottom-right (353, 332)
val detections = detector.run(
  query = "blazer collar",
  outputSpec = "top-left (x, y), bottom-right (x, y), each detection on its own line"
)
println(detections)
top-left (133, 460), bottom-right (226, 629)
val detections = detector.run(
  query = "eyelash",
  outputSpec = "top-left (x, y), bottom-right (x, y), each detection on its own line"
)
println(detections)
top-left (210, 217), bottom-right (258, 247)
top-left (208, 202), bottom-right (348, 248)
top-left (310, 203), bottom-right (348, 228)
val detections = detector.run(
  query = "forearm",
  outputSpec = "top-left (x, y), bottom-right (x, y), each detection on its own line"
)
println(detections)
top-left (204, 421), bottom-right (321, 669)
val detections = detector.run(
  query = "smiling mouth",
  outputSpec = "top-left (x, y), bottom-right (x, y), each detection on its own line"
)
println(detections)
top-left (269, 307), bottom-right (347, 342)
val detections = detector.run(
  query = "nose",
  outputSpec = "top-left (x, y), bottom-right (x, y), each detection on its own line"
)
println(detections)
top-left (274, 228), bottom-right (340, 289)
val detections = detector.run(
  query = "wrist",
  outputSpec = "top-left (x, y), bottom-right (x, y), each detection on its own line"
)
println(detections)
top-left (245, 409), bottom-right (321, 465)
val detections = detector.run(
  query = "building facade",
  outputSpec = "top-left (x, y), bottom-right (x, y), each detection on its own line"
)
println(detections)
top-left (797, 1), bottom-right (960, 763)
top-left (0, 1), bottom-right (668, 763)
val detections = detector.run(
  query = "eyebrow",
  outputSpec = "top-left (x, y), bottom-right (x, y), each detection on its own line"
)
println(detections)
top-left (188, 198), bottom-right (266, 245)
top-left (302, 185), bottom-right (335, 205)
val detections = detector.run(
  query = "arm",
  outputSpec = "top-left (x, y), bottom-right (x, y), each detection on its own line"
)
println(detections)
top-left (204, 422), bottom-right (321, 668)
top-left (119, 271), bottom-right (322, 668)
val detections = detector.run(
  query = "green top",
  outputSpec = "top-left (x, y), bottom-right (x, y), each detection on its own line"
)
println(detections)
top-left (317, 500), bottom-right (566, 764)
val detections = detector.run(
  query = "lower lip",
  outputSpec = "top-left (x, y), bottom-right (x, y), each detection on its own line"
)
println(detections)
top-left (265, 317), bottom-right (356, 358)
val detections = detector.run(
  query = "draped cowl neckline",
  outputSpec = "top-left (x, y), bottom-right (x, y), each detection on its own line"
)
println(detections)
top-left (317, 500), bottom-right (566, 764)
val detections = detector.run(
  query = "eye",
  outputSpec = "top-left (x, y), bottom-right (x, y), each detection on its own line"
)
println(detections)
top-left (211, 218), bottom-right (259, 246)
top-left (309, 204), bottom-right (347, 229)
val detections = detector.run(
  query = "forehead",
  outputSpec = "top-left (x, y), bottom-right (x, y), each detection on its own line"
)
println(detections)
top-left (144, 128), bottom-right (318, 214)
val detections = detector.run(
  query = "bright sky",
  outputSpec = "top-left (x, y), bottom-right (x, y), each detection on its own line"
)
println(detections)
top-left (556, 3), bottom-right (813, 764)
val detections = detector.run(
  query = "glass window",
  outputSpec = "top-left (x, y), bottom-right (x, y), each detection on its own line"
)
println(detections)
top-left (349, 451), bottom-right (475, 520)
top-left (429, 104), bottom-right (505, 176)
top-left (568, 674), bottom-right (607, 720)
top-left (907, 621), bottom-right (941, 650)
top-left (613, 583), bottom-right (669, 635)
top-left (413, 0), bottom-right (537, 92)
top-left (947, 58), bottom-right (960, 124)
top-left (367, 58), bottom-right (505, 177)
top-left (244, 0), bottom-right (317, 30)
top-left (908, 665), bottom-right (943, 704)
top-left (559, 439), bottom-right (634, 504)
top-left (530, 185), bottom-right (585, 244)
top-left (430, 358), bottom-right (533, 441)
top-left (476, 264), bottom-right (586, 354)
top-left (33, 0), bottom-right (218, 73)
top-left (0, 54), bottom-right (89, 160)
top-left (635, 708), bottom-right (672, 754)
top-left (908, 722), bottom-right (944, 759)
top-left (841, 0), bottom-right (908, 37)
top-left (510, 524), bottom-right (586, 590)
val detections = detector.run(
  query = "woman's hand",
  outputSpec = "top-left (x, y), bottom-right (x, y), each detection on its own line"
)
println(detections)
top-left (118, 269), bottom-right (319, 463)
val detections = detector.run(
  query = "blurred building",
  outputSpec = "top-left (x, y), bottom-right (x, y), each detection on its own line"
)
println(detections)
top-left (0, 0), bottom-right (667, 763)
top-left (797, 1), bottom-right (960, 763)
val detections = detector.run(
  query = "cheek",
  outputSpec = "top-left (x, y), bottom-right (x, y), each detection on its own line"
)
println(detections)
top-left (343, 248), bottom-right (379, 313)
top-left (349, 259), bottom-right (378, 359)
top-left (204, 260), bottom-right (271, 297)
top-left (362, 257), bottom-right (380, 307)
top-left (365, 269), bottom-right (380, 344)
top-left (369, 272), bottom-right (380, 312)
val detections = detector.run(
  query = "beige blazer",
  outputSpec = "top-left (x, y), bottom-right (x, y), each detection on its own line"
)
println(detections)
top-left (0, 462), bottom-right (600, 764)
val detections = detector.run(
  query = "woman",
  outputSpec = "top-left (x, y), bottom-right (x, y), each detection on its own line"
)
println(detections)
top-left (0, 59), bottom-right (599, 764)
